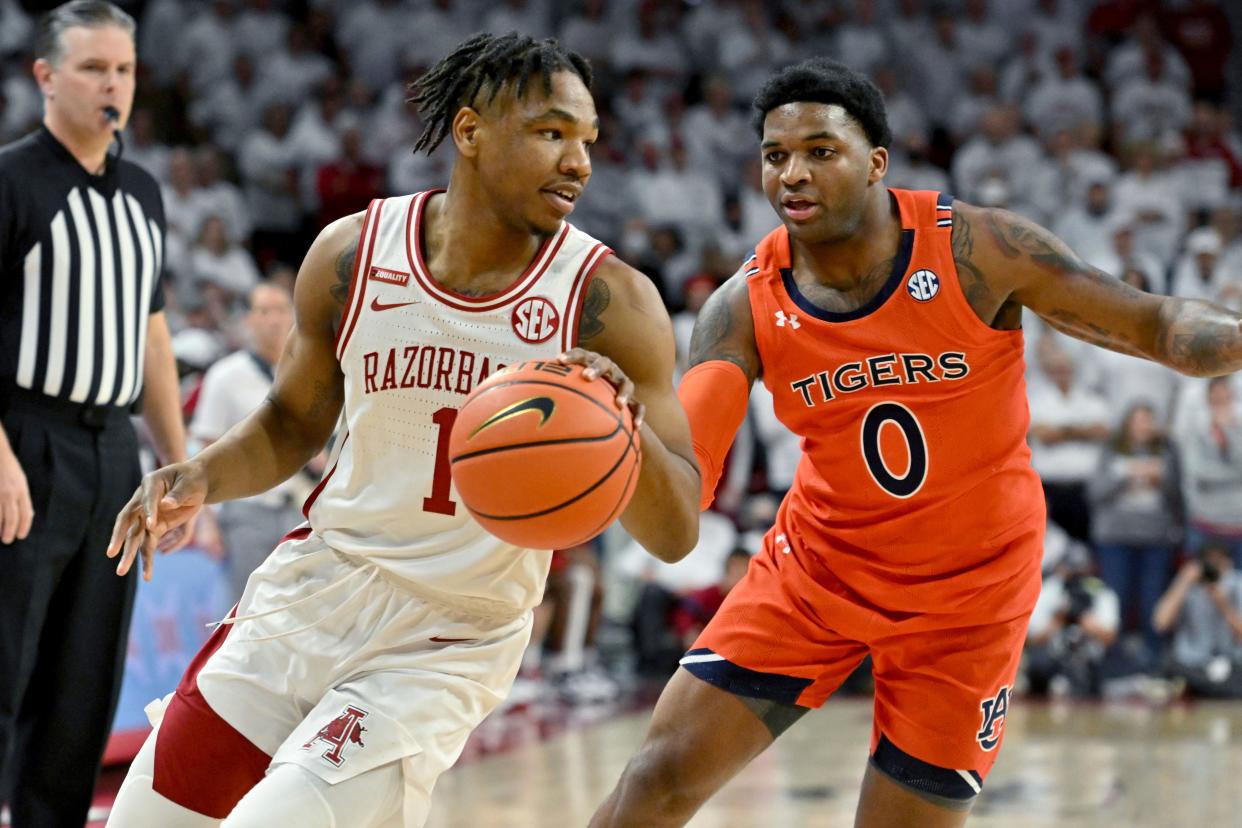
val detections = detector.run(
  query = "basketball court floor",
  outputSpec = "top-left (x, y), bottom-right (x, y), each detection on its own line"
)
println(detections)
top-left (425, 697), bottom-right (1242, 827)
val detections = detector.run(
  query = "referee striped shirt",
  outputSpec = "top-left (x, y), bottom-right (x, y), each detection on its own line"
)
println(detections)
top-left (0, 125), bottom-right (165, 408)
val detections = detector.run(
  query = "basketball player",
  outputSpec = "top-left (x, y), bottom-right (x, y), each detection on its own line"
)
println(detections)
top-left (104, 34), bottom-right (699, 827)
top-left (591, 58), bottom-right (1242, 828)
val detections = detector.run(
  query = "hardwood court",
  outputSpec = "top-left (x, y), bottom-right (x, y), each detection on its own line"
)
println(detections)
top-left (426, 698), bottom-right (1242, 827)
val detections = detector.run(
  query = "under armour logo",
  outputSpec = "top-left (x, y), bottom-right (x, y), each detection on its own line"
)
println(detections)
top-left (775, 310), bottom-right (800, 329)
top-left (776, 533), bottom-right (792, 554)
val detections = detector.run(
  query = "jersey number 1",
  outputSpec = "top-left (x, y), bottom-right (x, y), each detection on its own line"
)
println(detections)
top-left (424, 406), bottom-right (458, 515)
top-left (860, 402), bottom-right (928, 499)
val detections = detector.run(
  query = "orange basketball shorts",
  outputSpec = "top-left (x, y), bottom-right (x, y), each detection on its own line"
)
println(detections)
top-left (682, 527), bottom-right (1041, 780)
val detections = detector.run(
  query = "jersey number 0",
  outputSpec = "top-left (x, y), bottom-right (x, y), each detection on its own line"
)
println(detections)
top-left (860, 402), bottom-right (928, 499)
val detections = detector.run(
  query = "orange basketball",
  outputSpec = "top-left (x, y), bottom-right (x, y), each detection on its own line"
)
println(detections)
top-left (449, 359), bottom-right (641, 549)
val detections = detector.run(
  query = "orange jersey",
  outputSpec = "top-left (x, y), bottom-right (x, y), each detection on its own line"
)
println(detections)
top-left (747, 189), bottom-right (1044, 615)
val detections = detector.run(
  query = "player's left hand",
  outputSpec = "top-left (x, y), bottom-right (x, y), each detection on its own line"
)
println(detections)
top-left (556, 348), bottom-right (645, 429)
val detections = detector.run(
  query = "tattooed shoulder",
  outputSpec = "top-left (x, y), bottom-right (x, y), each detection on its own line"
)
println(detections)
top-left (688, 275), bottom-right (759, 379)
top-left (328, 237), bottom-right (358, 334)
top-left (577, 276), bottom-right (611, 343)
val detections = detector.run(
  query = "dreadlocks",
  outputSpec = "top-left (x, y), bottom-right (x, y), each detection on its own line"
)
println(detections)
top-left (409, 32), bottom-right (593, 155)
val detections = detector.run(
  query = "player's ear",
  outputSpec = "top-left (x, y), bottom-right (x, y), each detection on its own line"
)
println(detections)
top-left (867, 145), bottom-right (888, 184)
top-left (33, 58), bottom-right (54, 96)
top-left (451, 106), bottom-right (483, 159)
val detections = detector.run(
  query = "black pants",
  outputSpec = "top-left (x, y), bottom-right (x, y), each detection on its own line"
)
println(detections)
top-left (0, 390), bottom-right (141, 828)
top-left (1042, 481), bottom-right (1092, 543)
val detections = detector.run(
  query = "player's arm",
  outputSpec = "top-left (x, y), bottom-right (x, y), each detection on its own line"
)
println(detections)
top-left (568, 257), bottom-right (700, 562)
top-left (953, 201), bottom-right (1242, 376)
top-left (681, 268), bottom-right (761, 510)
top-left (107, 212), bottom-right (363, 579)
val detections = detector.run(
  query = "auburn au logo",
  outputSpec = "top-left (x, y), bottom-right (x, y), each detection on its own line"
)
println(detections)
top-left (976, 686), bottom-right (1010, 751)
top-left (302, 705), bottom-right (368, 766)
top-left (511, 296), bottom-right (560, 343)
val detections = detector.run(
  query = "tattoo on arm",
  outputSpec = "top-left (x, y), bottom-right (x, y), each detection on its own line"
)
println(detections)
top-left (950, 210), bottom-right (997, 311)
top-left (577, 277), bottom-right (610, 342)
top-left (985, 209), bottom-right (1083, 273)
top-left (1158, 299), bottom-right (1242, 376)
top-left (330, 239), bottom-right (358, 333)
top-left (688, 279), bottom-right (758, 380)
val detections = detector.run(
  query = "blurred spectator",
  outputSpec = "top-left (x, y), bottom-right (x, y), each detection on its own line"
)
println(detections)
top-left (610, 0), bottom-right (688, 80)
top-left (194, 144), bottom-right (252, 245)
top-left (1104, 13), bottom-right (1192, 95)
top-left (831, 0), bottom-right (888, 72)
top-left (190, 214), bottom-right (262, 304)
top-left (951, 105), bottom-right (1042, 208)
top-left (683, 76), bottom-right (750, 184)
top-left (189, 283), bottom-right (302, 599)
top-left (957, 0), bottom-right (1010, 69)
top-left (233, 0), bottom-right (289, 64)
top-left (0, 0), bottom-right (31, 58)
top-left (1026, 533), bottom-right (1120, 698)
top-left (886, 132), bottom-right (951, 194)
top-left (123, 108), bottom-right (171, 183)
top-left (907, 10), bottom-right (974, 127)
top-left (541, 541), bottom-right (621, 704)
top-left (749, 382), bottom-right (800, 500)
top-left (1112, 141), bottom-right (1186, 270)
top-left (188, 53), bottom-right (264, 153)
top-left (1159, 0), bottom-right (1233, 103)
top-left (1182, 100), bottom-right (1242, 191)
top-left (175, 0), bottom-right (236, 97)
top-left (1088, 403), bottom-right (1182, 658)
top-left (162, 147), bottom-right (206, 250)
top-left (1051, 177), bottom-right (1118, 269)
top-left (557, 0), bottom-right (612, 69)
top-left (483, 0), bottom-right (551, 41)
top-left (1028, 130), bottom-right (1116, 224)
top-left (315, 124), bottom-right (383, 229)
top-left (670, 548), bottom-right (752, 649)
top-left (239, 102), bottom-right (303, 267)
top-left (1111, 48), bottom-right (1193, 145)
top-left (1176, 376), bottom-right (1242, 564)
top-left (1153, 542), bottom-right (1242, 698)
top-left (629, 142), bottom-right (724, 256)
top-left (0, 69), bottom-right (39, 144)
top-left (672, 273), bottom-right (719, 371)
top-left (1028, 336), bottom-right (1111, 541)
top-left (870, 66), bottom-right (928, 152)
top-left (716, 0), bottom-right (791, 103)
top-left (257, 23), bottom-right (335, 110)
top-left (1000, 29), bottom-right (1054, 105)
top-left (1023, 44), bottom-right (1103, 143)
top-left (1171, 227), bottom-right (1240, 304)
top-left (948, 66), bottom-right (1000, 146)
top-left (338, 0), bottom-right (407, 93)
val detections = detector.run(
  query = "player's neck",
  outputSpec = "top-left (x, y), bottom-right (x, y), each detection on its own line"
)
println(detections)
top-left (43, 114), bottom-right (112, 176)
top-left (792, 189), bottom-right (901, 292)
top-left (422, 186), bottom-right (545, 294)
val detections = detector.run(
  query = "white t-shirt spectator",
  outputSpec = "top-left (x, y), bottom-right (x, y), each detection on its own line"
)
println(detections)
top-left (1028, 377), bottom-right (1112, 483)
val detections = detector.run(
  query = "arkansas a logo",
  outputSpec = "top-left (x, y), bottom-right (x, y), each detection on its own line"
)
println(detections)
top-left (976, 686), bottom-right (1010, 751)
top-left (511, 297), bottom-right (560, 344)
top-left (301, 704), bottom-right (368, 766)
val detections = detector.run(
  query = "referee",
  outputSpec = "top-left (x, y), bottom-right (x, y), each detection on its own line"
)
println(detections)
top-left (0, 3), bottom-right (189, 825)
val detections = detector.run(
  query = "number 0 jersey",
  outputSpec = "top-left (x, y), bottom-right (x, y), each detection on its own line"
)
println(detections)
top-left (305, 191), bottom-right (611, 615)
top-left (747, 189), bottom-right (1045, 614)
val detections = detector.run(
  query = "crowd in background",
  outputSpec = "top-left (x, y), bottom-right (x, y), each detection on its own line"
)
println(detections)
top-left (1, 0), bottom-right (1239, 705)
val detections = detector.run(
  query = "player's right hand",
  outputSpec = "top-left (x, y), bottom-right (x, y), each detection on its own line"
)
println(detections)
top-left (107, 461), bottom-right (209, 581)
top-left (0, 443), bottom-right (33, 545)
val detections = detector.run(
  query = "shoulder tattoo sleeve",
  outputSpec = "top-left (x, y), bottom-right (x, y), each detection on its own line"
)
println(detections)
top-left (577, 276), bottom-right (610, 343)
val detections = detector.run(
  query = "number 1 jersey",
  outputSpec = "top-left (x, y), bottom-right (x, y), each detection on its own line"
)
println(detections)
top-left (305, 191), bottom-right (611, 615)
top-left (747, 189), bottom-right (1045, 615)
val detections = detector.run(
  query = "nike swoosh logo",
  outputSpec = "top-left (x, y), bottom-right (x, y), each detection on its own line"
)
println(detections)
top-left (371, 297), bottom-right (416, 312)
top-left (429, 636), bottom-right (477, 643)
top-left (469, 396), bottom-right (556, 439)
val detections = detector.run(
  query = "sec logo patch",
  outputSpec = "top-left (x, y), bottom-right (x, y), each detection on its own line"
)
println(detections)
top-left (511, 296), bottom-right (560, 344)
top-left (906, 269), bottom-right (940, 302)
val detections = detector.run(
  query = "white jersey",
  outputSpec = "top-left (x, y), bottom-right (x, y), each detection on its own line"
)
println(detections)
top-left (306, 190), bottom-right (611, 615)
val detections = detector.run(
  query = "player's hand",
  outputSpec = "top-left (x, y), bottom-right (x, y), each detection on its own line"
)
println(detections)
top-left (0, 441), bottom-right (33, 545)
top-left (106, 460), bottom-right (209, 581)
top-left (556, 348), bottom-right (645, 428)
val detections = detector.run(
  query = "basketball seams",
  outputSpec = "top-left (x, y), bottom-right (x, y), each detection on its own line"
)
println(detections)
top-left (471, 377), bottom-right (626, 426)
top-left (449, 426), bottom-right (624, 463)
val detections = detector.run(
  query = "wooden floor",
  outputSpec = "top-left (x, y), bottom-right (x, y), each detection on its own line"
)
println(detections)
top-left (426, 698), bottom-right (1242, 827)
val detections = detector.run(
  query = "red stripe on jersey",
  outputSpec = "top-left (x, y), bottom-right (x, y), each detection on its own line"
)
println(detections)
top-left (335, 198), bottom-right (382, 360)
top-left (333, 199), bottom-right (378, 359)
top-left (405, 189), bottom-right (570, 312)
top-left (153, 607), bottom-right (270, 817)
top-left (301, 431), bottom-right (350, 518)
top-left (564, 244), bottom-right (611, 349)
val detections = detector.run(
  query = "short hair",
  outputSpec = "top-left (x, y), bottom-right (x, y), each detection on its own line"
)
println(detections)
top-left (751, 58), bottom-right (892, 149)
top-left (35, 1), bottom-right (136, 66)
top-left (408, 32), bottom-right (592, 155)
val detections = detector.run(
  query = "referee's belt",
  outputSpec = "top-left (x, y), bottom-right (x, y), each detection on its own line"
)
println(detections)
top-left (1, 385), bottom-right (132, 430)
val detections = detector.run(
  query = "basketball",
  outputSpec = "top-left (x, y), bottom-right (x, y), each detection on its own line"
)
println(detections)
top-left (448, 359), bottom-right (641, 549)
